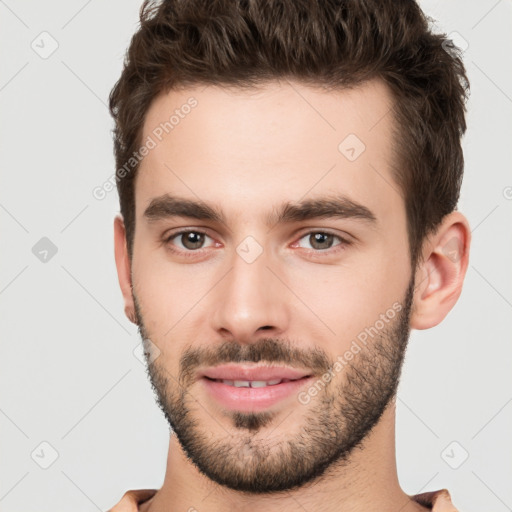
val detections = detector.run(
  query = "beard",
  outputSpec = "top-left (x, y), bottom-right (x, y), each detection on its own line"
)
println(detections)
top-left (133, 276), bottom-right (415, 494)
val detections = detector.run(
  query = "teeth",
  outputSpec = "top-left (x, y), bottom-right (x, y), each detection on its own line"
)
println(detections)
top-left (220, 379), bottom-right (284, 387)
top-left (233, 380), bottom-right (250, 387)
top-left (249, 380), bottom-right (267, 388)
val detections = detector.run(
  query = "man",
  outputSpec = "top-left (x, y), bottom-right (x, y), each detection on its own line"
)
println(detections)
top-left (107, 0), bottom-right (470, 510)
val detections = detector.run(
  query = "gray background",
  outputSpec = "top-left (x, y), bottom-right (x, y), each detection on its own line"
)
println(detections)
top-left (1, 1), bottom-right (511, 510)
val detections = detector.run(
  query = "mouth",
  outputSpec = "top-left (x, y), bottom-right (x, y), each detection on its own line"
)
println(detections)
top-left (203, 376), bottom-right (309, 388)
top-left (198, 363), bottom-right (312, 382)
top-left (198, 364), bottom-right (315, 412)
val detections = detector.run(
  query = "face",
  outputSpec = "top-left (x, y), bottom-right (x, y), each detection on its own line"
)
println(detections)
top-left (129, 79), bottom-right (415, 493)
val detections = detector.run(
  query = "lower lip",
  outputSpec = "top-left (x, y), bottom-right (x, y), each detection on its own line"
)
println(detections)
top-left (201, 376), bottom-right (314, 412)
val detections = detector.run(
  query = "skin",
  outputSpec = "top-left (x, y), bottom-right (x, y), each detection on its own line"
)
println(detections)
top-left (114, 78), bottom-right (471, 512)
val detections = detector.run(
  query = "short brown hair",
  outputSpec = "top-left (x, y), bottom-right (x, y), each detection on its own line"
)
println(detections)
top-left (109, 0), bottom-right (469, 270)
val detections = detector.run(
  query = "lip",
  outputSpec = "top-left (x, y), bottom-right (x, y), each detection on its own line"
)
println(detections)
top-left (198, 364), bottom-right (314, 412)
top-left (199, 363), bottom-right (311, 381)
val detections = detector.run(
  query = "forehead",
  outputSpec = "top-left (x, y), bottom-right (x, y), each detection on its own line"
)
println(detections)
top-left (136, 79), bottom-right (401, 225)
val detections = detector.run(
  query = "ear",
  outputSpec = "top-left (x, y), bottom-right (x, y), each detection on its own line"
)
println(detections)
top-left (410, 211), bottom-right (471, 330)
top-left (113, 214), bottom-right (137, 325)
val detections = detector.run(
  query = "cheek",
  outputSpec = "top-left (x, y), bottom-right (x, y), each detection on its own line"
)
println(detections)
top-left (286, 271), bottom-right (375, 350)
top-left (282, 250), bottom-right (408, 348)
top-left (132, 253), bottom-right (179, 336)
top-left (132, 248), bottom-right (220, 348)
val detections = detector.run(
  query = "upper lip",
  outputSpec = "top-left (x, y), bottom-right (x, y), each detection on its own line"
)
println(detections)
top-left (199, 364), bottom-right (312, 381)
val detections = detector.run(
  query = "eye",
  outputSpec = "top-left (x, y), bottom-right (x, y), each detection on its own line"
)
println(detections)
top-left (165, 230), bottom-right (216, 251)
top-left (294, 231), bottom-right (349, 252)
top-left (163, 229), bottom-right (351, 258)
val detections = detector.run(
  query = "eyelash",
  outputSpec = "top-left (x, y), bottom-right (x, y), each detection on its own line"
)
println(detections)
top-left (163, 229), bottom-right (352, 259)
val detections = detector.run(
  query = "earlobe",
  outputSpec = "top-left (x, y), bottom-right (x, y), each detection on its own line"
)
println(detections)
top-left (124, 305), bottom-right (138, 325)
top-left (113, 214), bottom-right (138, 325)
top-left (409, 212), bottom-right (471, 331)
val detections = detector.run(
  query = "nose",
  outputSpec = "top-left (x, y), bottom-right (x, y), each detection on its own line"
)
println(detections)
top-left (210, 243), bottom-right (290, 343)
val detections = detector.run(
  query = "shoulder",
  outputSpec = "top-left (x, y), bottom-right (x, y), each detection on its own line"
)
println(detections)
top-left (107, 487), bottom-right (459, 512)
top-left (106, 489), bottom-right (158, 512)
top-left (412, 489), bottom-right (459, 511)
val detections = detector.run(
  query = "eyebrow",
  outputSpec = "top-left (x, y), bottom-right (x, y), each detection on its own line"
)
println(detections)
top-left (143, 193), bottom-right (377, 228)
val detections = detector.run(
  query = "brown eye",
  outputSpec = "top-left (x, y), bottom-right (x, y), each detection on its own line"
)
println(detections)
top-left (180, 231), bottom-right (205, 250)
top-left (309, 232), bottom-right (335, 250)
top-left (297, 232), bottom-right (343, 251)
top-left (166, 230), bottom-right (213, 251)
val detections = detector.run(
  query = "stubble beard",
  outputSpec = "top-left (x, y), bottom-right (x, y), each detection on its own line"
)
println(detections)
top-left (133, 277), bottom-right (415, 494)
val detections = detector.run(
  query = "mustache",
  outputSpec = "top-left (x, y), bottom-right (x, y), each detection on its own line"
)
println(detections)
top-left (179, 337), bottom-right (332, 387)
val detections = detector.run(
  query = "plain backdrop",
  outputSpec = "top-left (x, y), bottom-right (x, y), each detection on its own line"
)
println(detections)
top-left (1, 1), bottom-right (511, 511)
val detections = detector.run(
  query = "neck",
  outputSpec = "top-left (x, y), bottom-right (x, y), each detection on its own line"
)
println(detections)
top-left (142, 399), bottom-right (427, 512)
